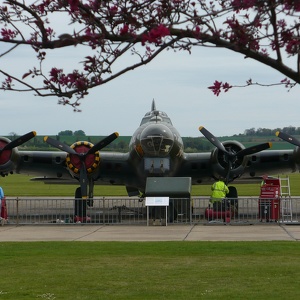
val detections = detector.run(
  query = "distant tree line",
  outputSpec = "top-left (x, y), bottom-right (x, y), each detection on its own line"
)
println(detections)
top-left (58, 130), bottom-right (86, 136)
top-left (243, 126), bottom-right (300, 137)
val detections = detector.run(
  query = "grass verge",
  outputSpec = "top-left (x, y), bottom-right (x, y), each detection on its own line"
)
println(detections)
top-left (0, 241), bottom-right (299, 300)
top-left (1, 173), bottom-right (300, 197)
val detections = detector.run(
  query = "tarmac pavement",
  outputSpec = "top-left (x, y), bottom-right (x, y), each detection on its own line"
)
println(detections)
top-left (0, 224), bottom-right (300, 241)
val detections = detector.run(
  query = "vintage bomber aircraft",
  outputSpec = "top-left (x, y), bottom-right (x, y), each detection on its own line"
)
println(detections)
top-left (1, 100), bottom-right (300, 204)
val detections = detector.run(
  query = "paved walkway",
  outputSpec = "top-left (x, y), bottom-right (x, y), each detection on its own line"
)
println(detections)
top-left (0, 224), bottom-right (300, 241)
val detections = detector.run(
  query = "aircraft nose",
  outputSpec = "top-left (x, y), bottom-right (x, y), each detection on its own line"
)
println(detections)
top-left (140, 124), bottom-right (174, 156)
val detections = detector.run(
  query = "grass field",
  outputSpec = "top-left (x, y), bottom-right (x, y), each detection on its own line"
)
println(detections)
top-left (1, 173), bottom-right (300, 197)
top-left (0, 241), bottom-right (300, 300)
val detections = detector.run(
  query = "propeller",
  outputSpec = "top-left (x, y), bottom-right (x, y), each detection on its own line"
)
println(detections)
top-left (0, 131), bottom-right (36, 153)
top-left (276, 131), bottom-right (300, 147)
top-left (43, 136), bottom-right (77, 155)
top-left (44, 132), bottom-right (119, 198)
top-left (199, 126), bottom-right (272, 183)
top-left (86, 133), bottom-right (120, 155)
top-left (235, 143), bottom-right (272, 158)
top-left (198, 126), bottom-right (227, 152)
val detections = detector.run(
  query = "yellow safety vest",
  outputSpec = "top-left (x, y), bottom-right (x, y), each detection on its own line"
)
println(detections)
top-left (210, 181), bottom-right (229, 203)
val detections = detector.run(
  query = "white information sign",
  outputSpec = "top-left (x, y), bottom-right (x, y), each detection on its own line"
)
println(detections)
top-left (145, 197), bottom-right (169, 206)
top-left (145, 197), bottom-right (169, 226)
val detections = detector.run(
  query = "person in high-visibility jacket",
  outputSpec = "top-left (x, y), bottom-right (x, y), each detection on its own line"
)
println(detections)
top-left (210, 179), bottom-right (229, 211)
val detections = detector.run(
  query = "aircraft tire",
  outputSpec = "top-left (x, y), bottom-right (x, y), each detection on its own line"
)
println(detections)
top-left (228, 186), bottom-right (238, 217)
top-left (74, 187), bottom-right (87, 220)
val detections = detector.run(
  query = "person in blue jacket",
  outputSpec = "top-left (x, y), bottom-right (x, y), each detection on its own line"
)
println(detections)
top-left (0, 186), bottom-right (4, 209)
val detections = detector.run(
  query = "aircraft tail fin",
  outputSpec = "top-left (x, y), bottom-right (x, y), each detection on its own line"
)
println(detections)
top-left (151, 99), bottom-right (156, 111)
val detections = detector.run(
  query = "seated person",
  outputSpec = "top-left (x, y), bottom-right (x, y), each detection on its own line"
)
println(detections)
top-left (210, 178), bottom-right (229, 211)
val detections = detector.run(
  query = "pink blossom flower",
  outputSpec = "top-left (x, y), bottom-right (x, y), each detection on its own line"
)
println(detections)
top-left (120, 24), bottom-right (129, 35)
top-left (142, 24), bottom-right (170, 45)
top-left (68, 0), bottom-right (80, 11)
top-left (1, 28), bottom-right (16, 40)
top-left (208, 80), bottom-right (222, 96)
top-left (208, 81), bottom-right (232, 96)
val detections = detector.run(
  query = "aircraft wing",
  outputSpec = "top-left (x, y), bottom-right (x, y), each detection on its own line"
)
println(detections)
top-left (15, 151), bottom-right (70, 178)
top-left (13, 151), bottom-right (136, 186)
top-left (3, 147), bottom-right (299, 187)
top-left (178, 148), bottom-right (298, 184)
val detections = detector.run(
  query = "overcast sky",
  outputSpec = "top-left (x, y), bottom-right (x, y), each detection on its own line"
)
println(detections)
top-left (1, 38), bottom-right (299, 138)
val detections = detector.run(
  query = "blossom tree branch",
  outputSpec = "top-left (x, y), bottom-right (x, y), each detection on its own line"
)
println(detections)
top-left (0, 0), bottom-right (300, 108)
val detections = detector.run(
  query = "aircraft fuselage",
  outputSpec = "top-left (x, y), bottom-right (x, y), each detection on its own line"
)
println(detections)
top-left (128, 104), bottom-right (184, 183)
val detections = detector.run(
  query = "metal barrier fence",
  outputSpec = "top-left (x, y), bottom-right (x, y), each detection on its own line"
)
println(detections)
top-left (3, 196), bottom-right (300, 225)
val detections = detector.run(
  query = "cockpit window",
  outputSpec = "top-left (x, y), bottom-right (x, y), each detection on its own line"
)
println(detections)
top-left (141, 136), bottom-right (174, 156)
top-left (140, 124), bottom-right (174, 156)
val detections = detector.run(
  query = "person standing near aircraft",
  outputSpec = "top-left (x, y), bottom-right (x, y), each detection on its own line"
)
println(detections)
top-left (0, 186), bottom-right (4, 206)
top-left (210, 178), bottom-right (229, 211)
top-left (0, 186), bottom-right (4, 218)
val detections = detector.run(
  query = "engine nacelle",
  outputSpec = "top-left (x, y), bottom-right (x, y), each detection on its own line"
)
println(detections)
top-left (65, 141), bottom-right (100, 178)
top-left (0, 137), bottom-right (19, 176)
top-left (210, 140), bottom-right (249, 182)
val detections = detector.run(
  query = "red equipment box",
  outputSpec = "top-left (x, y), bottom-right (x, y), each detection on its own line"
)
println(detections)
top-left (259, 177), bottom-right (280, 221)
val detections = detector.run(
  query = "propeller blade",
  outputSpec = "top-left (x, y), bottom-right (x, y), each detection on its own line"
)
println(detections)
top-left (225, 160), bottom-right (232, 185)
top-left (79, 162), bottom-right (88, 199)
top-left (276, 131), bottom-right (300, 147)
top-left (237, 142), bottom-right (272, 157)
top-left (43, 136), bottom-right (77, 155)
top-left (199, 126), bottom-right (227, 153)
top-left (87, 132), bottom-right (119, 154)
top-left (2, 131), bottom-right (36, 151)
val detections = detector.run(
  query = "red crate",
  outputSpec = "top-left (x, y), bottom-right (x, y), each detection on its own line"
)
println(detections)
top-left (205, 208), bottom-right (232, 223)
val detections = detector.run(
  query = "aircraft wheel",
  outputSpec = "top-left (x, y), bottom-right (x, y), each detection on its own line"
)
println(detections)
top-left (74, 187), bottom-right (87, 221)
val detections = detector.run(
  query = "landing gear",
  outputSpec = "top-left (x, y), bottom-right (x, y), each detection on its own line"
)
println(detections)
top-left (227, 186), bottom-right (238, 217)
top-left (74, 187), bottom-right (90, 223)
